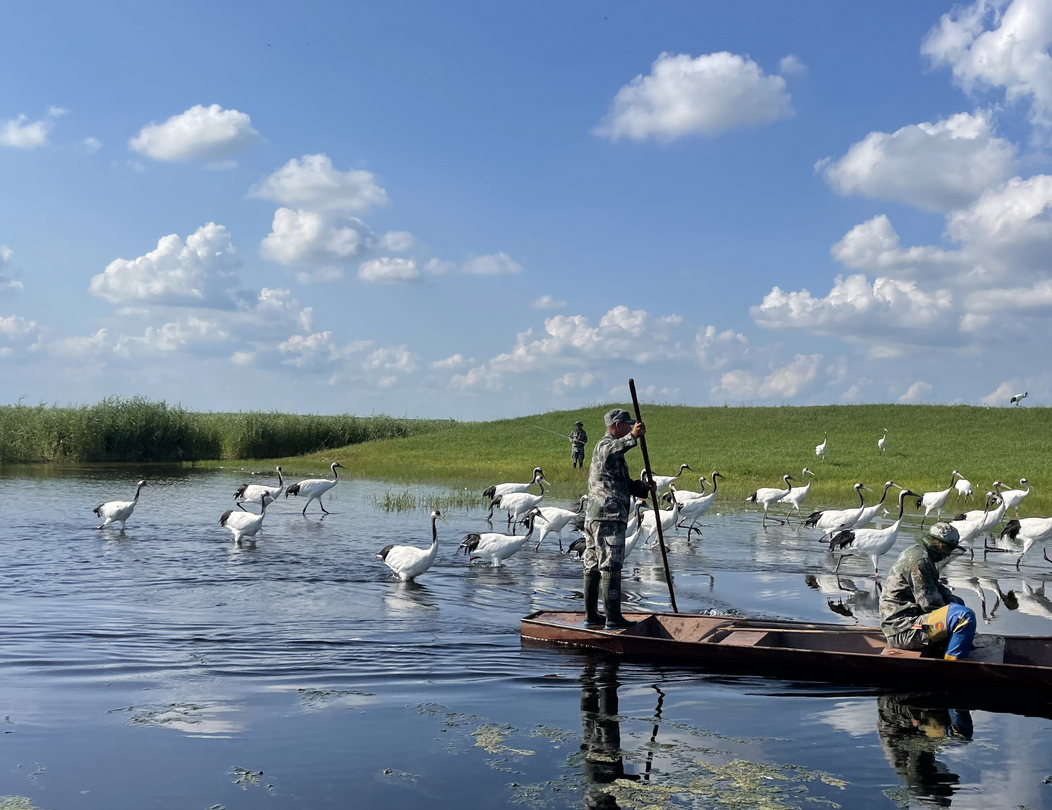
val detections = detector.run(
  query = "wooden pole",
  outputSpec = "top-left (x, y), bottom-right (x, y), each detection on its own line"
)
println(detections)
top-left (629, 378), bottom-right (678, 613)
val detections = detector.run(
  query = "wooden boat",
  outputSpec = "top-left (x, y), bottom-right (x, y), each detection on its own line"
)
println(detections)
top-left (521, 611), bottom-right (1052, 692)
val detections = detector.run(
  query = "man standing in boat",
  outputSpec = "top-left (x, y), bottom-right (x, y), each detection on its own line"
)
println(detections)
top-left (570, 421), bottom-right (587, 469)
top-left (582, 409), bottom-right (653, 630)
top-left (879, 522), bottom-right (977, 660)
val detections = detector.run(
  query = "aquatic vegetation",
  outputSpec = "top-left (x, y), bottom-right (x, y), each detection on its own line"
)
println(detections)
top-left (372, 488), bottom-right (484, 512)
top-left (0, 396), bottom-right (447, 462)
top-left (0, 798), bottom-right (49, 810)
top-left (229, 766), bottom-right (265, 789)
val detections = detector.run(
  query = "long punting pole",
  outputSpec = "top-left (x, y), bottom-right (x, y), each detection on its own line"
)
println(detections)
top-left (629, 378), bottom-right (678, 613)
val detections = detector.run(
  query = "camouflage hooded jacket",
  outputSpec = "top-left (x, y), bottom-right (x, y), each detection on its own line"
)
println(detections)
top-left (878, 544), bottom-right (956, 638)
top-left (586, 433), bottom-right (648, 523)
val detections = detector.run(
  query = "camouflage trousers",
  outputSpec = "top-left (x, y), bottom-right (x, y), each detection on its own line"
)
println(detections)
top-left (572, 446), bottom-right (585, 464)
top-left (582, 520), bottom-right (626, 574)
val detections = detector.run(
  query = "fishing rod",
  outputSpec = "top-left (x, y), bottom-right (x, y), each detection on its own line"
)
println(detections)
top-left (533, 425), bottom-right (572, 440)
top-left (630, 378), bottom-right (678, 613)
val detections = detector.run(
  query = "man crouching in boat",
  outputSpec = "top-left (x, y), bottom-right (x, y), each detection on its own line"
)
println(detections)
top-left (879, 522), bottom-right (977, 660)
top-left (583, 409), bottom-right (654, 630)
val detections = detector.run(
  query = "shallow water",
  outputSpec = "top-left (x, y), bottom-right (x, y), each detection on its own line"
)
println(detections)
top-left (1, 465), bottom-right (1051, 809)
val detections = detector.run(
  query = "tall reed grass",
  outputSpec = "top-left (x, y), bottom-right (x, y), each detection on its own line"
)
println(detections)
top-left (0, 397), bottom-right (447, 463)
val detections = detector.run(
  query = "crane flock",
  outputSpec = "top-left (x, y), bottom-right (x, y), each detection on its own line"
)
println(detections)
top-left (85, 448), bottom-right (1050, 589)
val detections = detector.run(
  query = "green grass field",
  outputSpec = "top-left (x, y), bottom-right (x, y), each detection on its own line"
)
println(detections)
top-left (281, 403), bottom-right (1052, 515)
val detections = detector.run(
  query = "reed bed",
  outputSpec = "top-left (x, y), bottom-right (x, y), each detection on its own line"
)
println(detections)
top-left (0, 397), bottom-right (448, 463)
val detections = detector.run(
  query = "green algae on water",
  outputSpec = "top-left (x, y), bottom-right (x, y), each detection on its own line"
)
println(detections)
top-left (0, 799), bottom-right (49, 810)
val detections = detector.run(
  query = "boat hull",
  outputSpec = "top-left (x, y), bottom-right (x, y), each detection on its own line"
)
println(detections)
top-left (521, 611), bottom-right (1052, 692)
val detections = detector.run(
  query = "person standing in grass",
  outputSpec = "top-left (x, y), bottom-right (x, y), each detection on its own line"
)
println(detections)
top-left (570, 421), bottom-right (588, 469)
top-left (582, 409), bottom-right (653, 629)
top-left (879, 522), bottom-right (977, 660)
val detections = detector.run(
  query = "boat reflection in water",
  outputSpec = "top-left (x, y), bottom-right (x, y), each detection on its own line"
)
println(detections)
top-left (579, 660), bottom-right (638, 808)
top-left (877, 694), bottom-right (973, 808)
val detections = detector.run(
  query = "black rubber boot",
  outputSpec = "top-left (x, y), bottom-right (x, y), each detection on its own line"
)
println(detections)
top-left (601, 571), bottom-right (636, 630)
top-left (583, 571), bottom-right (604, 627)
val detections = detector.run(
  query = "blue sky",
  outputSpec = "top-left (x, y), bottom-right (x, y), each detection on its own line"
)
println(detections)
top-left (3, 0), bottom-right (1051, 417)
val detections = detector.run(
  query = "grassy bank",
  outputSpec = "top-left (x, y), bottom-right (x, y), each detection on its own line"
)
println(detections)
top-left (286, 404), bottom-right (1052, 514)
top-left (0, 397), bottom-right (449, 463)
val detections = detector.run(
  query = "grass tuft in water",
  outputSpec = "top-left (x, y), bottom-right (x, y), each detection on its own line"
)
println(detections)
top-left (372, 489), bottom-right (484, 512)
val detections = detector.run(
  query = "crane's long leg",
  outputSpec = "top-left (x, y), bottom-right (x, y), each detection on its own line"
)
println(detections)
top-left (1045, 548), bottom-right (1052, 564)
top-left (320, 499), bottom-right (331, 515)
top-left (834, 554), bottom-right (844, 575)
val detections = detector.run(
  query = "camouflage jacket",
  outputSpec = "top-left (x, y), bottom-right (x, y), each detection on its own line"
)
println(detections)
top-left (878, 545), bottom-right (956, 638)
top-left (586, 433), bottom-right (648, 522)
top-left (570, 428), bottom-right (587, 448)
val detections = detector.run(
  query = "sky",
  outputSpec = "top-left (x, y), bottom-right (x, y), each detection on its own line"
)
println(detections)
top-left (3, 0), bottom-right (1052, 418)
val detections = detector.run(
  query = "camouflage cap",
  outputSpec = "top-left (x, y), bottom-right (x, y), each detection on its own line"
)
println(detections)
top-left (604, 408), bottom-right (635, 427)
top-left (927, 521), bottom-right (961, 548)
top-left (574, 421), bottom-right (583, 426)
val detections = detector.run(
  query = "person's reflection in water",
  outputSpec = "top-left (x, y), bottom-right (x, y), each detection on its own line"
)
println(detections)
top-left (580, 659), bottom-right (638, 809)
top-left (877, 694), bottom-right (973, 807)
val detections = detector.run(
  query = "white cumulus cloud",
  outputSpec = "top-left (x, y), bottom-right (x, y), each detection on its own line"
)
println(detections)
top-left (0, 113), bottom-right (53, 149)
top-left (923, 0), bottom-right (1052, 135)
top-left (128, 104), bottom-right (259, 162)
top-left (819, 111), bottom-right (1016, 211)
top-left (260, 208), bottom-right (374, 266)
top-left (594, 51), bottom-right (793, 142)
top-left (461, 252), bottom-right (521, 275)
top-left (380, 231), bottom-right (415, 251)
top-left (753, 274), bottom-right (954, 336)
top-left (899, 380), bottom-right (933, 403)
top-left (89, 222), bottom-right (243, 307)
top-left (531, 295), bottom-right (566, 310)
top-left (249, 153), bottom-right (387, 213)
top-left (358, 257), bottom-right (419, 285)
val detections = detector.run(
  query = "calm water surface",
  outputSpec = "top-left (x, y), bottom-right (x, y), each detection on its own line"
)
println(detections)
top-left (1, 465), bottom-right (1051, 809)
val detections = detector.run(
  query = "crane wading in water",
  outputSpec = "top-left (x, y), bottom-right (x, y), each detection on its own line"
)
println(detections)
top-left (286, 461), bottom-right (344, 516)
top-left (93, 479), bottom-right (146, 531)
top-left (379, 510), bottom-right (447, 581)
top-left (234, 466), bottom-right (284, 511)
top-left (220, 492), bottom-right (275, 546)
top-left (582, 408), bottom-right (654, 629)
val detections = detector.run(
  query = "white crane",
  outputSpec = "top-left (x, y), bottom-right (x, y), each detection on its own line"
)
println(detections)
top-left (677, 472), bottom-right (724, 539)
top-left (459, 512), bottom-right (537, 566)
top-left (234, 466), bottom-right (284, 510)
top-left (853, 481), bottom-right (900, 530)
top-left (998, 516), bottom-right (1052, 569)
top-left (533, 503), bottom-right (581, 551)
top-left (378, 510), bottom-right (447, 581)
top-left (815, 432), bottom-right (828, 460)
top-left (828, 488), bottom-right (918, 578)
top-left (803, 483), bottom-right (869, 533)
top-left (1010, 391), bottom-right (1028, 406)
top-left (219, 492), bottom-right (275, 545)
top-left (950, 493), bottom-right (1004, 556)
top-left (953, 470), bottom-right (973, 502)
top-left (642, 464), bottom-right (694, 495)
top-left (746, 474), bottom-right (794, 527)
top-left (996, 478), bottom-right (1030, 517)
top-left (778, 468), bottom-right (814, 522)
top-left (497, 481), bottom-right (546, 533)
top-left (483, 467), bottom-right (547, 518)
top-left (877, 428), bottom-right (888, 455)
top-left (641, 484), bottom-right (681, 544)
top-left (93, 479), bottom-right (146, 531)
top-left (285, 461), bottom-right (344, 515)
top-left (915, 471), bottom-right (959, 527)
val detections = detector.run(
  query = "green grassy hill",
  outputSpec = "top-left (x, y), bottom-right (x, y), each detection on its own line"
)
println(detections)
top-left (283, 404), bottom-right (1052, 514)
